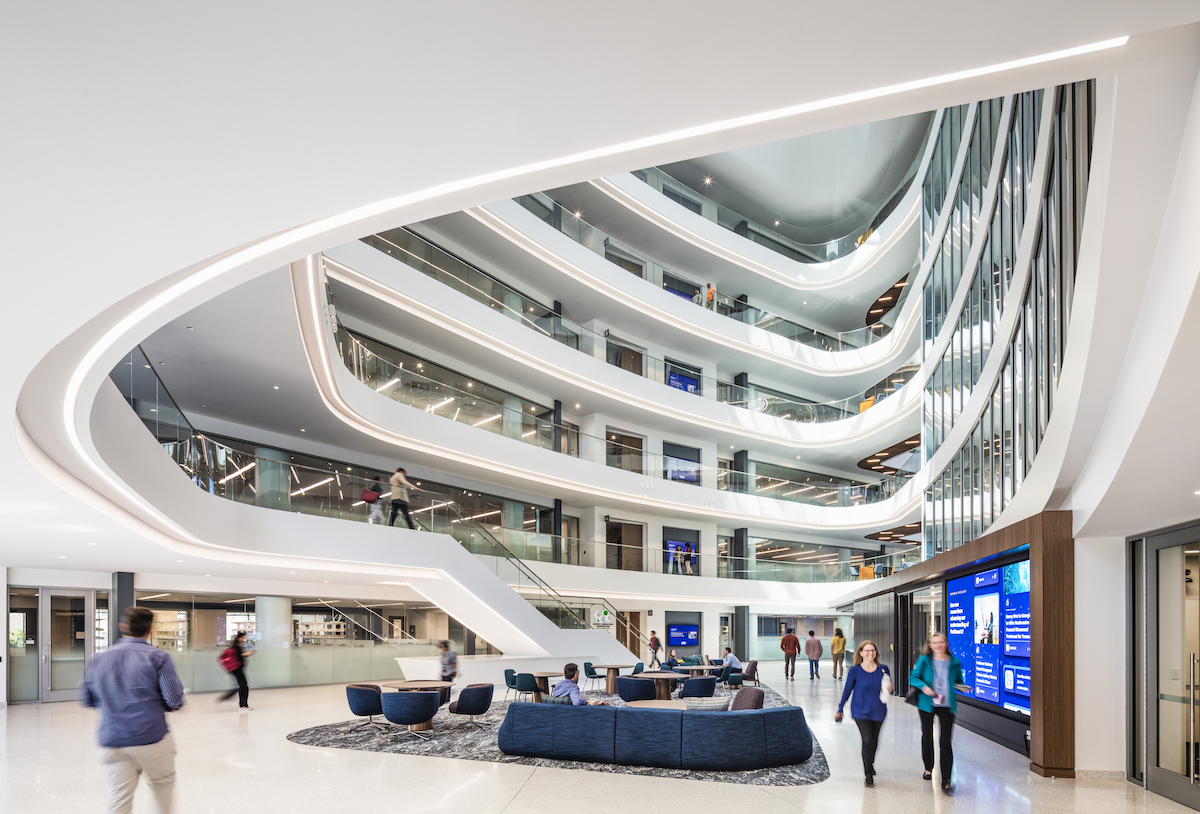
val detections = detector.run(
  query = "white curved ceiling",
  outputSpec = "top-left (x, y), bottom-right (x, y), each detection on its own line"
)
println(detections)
top-left (661, 112), bottom-right (933, 244)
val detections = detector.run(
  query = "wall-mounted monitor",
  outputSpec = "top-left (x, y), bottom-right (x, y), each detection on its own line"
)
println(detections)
top-left (946, 559), bottom-right (1031, 716)
top-left (666, 456), bottom-right (699, 483)
top-left (668, 624), bottom-right (699, 648)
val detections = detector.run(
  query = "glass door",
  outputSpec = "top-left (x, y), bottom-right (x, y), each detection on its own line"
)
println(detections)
top-left (39, 590), bottom-right (95, 702)
top-left (1146, 529), bottom-right (1200, 807)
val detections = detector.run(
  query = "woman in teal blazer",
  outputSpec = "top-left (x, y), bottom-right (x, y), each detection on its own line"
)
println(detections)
top-left (908, 633), bottom-right (967, 792)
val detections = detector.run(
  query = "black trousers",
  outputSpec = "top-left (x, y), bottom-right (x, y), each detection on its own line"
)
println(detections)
top-left (784, 653), bottom-right (796, 677)
top-left (919, 707), bottom-right (955, 782)
top-left (855, 718), bottom-right (884, 777)
top-left (389, 499), bottom-right (415, 529)
top-left (220, 667), bottom-right (249, 707)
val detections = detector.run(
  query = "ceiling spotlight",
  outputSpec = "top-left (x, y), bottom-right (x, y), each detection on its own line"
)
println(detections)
top-left (574, 211), bottom-right (582, 218)
top-left (704, 177), bottom-right (712, 185)
top-left (273, 386), bottom-right (280, 390)
top-left (774, 220), bottom-right (780, 226)
top-left (186, 326), bottom-right (194, 331)
top-left (575, 403), bottom-right (581, 409)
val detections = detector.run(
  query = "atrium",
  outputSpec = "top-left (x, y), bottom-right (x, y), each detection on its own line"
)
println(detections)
top-left (5, 3), bottom-right (1200, 812)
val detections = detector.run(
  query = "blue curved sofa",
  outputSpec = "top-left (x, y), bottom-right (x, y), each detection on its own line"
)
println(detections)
top-left (496, 702), bottom-right (813, 770)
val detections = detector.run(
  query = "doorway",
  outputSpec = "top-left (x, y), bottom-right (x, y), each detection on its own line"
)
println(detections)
top-left (8, 586), bottom-right (107, 703)
top-left (606, 521), bottom-right (644, 571)
top-left (1142, 527), bottom-right (1200, 807)
top-left (616, 611), bottom-right (642, 655)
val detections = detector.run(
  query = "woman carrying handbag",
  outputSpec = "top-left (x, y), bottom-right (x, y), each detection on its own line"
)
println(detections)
top-left (834, 640), bottom-right (891, 786)
top-left (908, 633), bottom-right (968, 792)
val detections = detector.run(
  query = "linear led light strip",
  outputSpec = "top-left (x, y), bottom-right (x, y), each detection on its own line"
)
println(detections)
top-left (59, 36), bottom-right (1127, 541)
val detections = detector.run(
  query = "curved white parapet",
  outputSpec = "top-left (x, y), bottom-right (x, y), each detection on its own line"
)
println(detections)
top-left (322, 239), bottom-right (923, 456)
top-left (469, 198), bottom-right (922, 387)
top-left (593, 170), bottom-right (923, 292)
top-left (78, 378), bottom-right (639, 665)
top-left (294, 254), bottom-right (923, 536)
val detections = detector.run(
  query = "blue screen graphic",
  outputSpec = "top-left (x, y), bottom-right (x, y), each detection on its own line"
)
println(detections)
top-left (667, 371), bottom-right (699, 394)
top-left (946, 560), bottom-right (1030, 715)
top-left (668, 625), bottom-right (699, 647)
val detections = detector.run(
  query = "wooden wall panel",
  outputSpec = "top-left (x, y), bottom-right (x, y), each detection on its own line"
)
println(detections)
top-left (836, 511), bottom-right (1075, 777)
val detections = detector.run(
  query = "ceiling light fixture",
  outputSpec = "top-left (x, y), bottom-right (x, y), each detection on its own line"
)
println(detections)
top-left (217, 461), bottom-right (256, 484)
top-left (375, 378), bottom-right (400, 393)
top-left (138, 593), bottom-right (171, 601)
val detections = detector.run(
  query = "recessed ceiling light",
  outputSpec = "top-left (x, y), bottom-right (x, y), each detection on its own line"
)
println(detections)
top-left (575, 403), bottom-right (581, 409)
top-left (704, 177), bottom-right (712, 185)
top-left (177, 560), bottom-right (184, 563)
top-left (774, 220), bottom-right (780, 226)
top-left (574, 211), bottom-right (582, 218)
top-left (186, 326), bottom-right (194, 330)
top-left (300, 429), bottom-right (306, 432)
top-left (57, 555), bottom-right (66, 559)
top-left (88, 542), bottom-right (97, 546)
top-left (205, 574), bottom-right (211, 577)
top-left (273, 386), bottom-right (279, 390)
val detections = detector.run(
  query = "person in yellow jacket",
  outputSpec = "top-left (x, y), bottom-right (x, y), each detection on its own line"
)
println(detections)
top-left (830, 628), bottom-right (847, 679)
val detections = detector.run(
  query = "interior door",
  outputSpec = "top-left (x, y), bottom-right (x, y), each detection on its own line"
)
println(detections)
top-left (1146, 529), bottom-right (1200, 807)
top-left (39, 590), bottom-right (94, 702)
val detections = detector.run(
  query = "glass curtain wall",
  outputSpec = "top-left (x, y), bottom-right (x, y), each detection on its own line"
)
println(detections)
top-left (923, 81), bottom-right (1095, 556)
top-left (924, 91), bottom-right (1043, 456)
top-left (922, 104), bottom-right (971, 254)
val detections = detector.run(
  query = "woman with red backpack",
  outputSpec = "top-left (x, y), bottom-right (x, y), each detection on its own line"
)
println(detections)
top-left (216, 631), bottom-right (255, 710)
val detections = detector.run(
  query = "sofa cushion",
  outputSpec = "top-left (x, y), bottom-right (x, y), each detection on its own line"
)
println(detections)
top-left (541, 695), bottom-right (573, 705)
top-left (681, 710), bottom-right (767, 771)
top-left (551, 703), bottom-right (617, 763)
top-left (683, 696), bottom-right (730, 711)
top-left (496, 702), bottom-right (555, 756)
top-left (761, 707), bottom-right (814, 766)
top-left (614, 708), bottom-right (683, 768)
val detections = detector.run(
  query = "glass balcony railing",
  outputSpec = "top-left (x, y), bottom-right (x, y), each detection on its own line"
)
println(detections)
top-left (111, 346), bottom-right (917, 588)
top-left (629, 116), bottom-right (931, 266)
top-left (338, 330), bottom-right (912, 507)
top-left (513, 191), bottom-right (912, 352)
top-left (355, 228), bottom-right (918, 424)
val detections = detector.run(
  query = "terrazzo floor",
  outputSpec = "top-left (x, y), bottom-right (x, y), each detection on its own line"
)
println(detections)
top-left (2, 660), bottom-right (1193, 813)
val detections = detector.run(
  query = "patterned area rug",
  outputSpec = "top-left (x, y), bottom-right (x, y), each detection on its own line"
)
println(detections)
top-left (286, 684), bottom-right (829, 786)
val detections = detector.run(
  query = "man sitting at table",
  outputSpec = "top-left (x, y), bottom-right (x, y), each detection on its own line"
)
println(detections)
top-left (551, 663), bottom-right (611, 706)
top-left (719, 647), bottom-right (743, 671)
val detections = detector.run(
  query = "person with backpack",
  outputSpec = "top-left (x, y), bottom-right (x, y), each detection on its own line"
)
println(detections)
top-left (216, 631), bottom-right (255, 711)
top-left (648, 631), bottom-right (662, 668)
top-left (363, 475), bottom-right (385, 524)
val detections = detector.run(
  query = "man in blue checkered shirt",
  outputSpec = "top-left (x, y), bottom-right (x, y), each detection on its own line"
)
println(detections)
top-left (82, 606), bottom-right (185, 813)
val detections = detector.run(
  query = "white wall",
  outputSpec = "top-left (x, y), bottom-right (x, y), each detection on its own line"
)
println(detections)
top-left (1075, 536), bottom-right (1127, 774)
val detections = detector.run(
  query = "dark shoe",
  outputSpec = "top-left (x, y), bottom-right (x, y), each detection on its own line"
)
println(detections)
top-left (923, 771), bottom-right (933, 780)
top-left (864, 776), bottom-right (874, 787)
top-left (942, 781), bottom-right (953, 793)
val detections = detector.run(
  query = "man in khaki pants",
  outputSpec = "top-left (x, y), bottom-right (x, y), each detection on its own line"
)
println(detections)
top-left (82, 606), bottom-right (185, 813)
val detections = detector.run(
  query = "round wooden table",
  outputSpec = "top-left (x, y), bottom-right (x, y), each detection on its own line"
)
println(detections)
top-left (530, 671), bottom-right (562, 702)
top-left (636, 670), bottom-right (684, 700)
top-left (624, 699), bottom-right (688, 710)
top-left (380, 680), bottom-right (454, 731)
top-left (591, 664), bottom-right (634, 695)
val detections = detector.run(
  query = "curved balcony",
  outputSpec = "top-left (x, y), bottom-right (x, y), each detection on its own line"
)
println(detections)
top-left (352, 226), bottom-right (923, 426)
top-left (323, 238), bottom-right (924, 468)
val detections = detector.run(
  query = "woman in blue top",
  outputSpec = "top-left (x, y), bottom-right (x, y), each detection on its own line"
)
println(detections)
top-left (835, 640), bottom-right (892, 786)
top-left (909, 633), bottom-right (967, 792)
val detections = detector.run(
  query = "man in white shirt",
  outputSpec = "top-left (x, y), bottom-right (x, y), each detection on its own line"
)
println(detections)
top-left (388, 467), bottom-right (423, 529)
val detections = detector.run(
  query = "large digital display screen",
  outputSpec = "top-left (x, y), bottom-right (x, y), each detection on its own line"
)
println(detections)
top-left (668, 624), bottom-right (699, 647)
top-left (666, 456), bottom-right (699, 483)
top-left (946, 560), bottom-right (1031, 715)
top-left (667, 370), bottom-right (699, 394)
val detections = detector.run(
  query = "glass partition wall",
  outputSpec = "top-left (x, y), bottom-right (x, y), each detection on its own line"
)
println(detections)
top-left (128, 590), bottom-right (498, 693)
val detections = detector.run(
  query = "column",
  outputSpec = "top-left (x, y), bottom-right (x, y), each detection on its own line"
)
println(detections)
top-left (500, 395), bottom-right (523, 440)
top-left (111, 572), bottom-right (135, 641)
top-left (254, 448), bottom-right (290, 510)
top-left (253, 596), bottom-right (292, 688)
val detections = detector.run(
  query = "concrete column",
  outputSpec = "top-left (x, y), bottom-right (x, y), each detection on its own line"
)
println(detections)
top-left (254, 448), bottom-right (290, 510)
top-left (253, 596), bottom-right (292, 688)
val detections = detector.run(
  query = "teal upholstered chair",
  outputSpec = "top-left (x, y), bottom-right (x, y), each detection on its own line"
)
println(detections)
top-left (514, 673), bottom-right (539, 703)
top-left (631, 662), bottom-right (644, 675)
top-left (503, 669), bottom-right (518, 701)
top-left (583, 662), bottom-right (602, 691)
